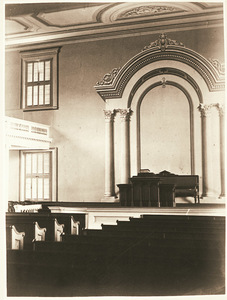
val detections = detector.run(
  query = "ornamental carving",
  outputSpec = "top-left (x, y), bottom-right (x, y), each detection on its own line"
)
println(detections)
top-left (104, 109), bottom-right (116, 121)
top-left (216, 103), bottom-right (225, 116)
top-left (197, 103), bottom-right (212, 117)
top-left (161, 77), bottom-right (166, 88)
top-left (197, 103), bottom-right (225, 117)
top-left (143, 33), bottom-right (185, 52)
top-left (96, 68), bottom-right (121, 86)
top-left (118, 6), bottom-right (179, 19)
top-left (209, 59), bottom-right (225, 75)
top-left (118, 108), bottom-right (133, 121)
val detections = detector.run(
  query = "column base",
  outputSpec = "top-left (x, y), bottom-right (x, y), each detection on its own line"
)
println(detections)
top-left (101, 196), bottom-right (119, 203)
top-left (201, 192), bottom-right (216, 198)
top-left (219, 194), bottom-right (225, 199)
top-left (200, 195), bottom-right (225, 204)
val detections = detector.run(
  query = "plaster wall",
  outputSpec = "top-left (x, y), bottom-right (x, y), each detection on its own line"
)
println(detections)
top-left (8, 151), bottom-right (20, 202)
top-left (140, 85), bottom-right (191, 174)
top-left (5, 27), bottom-right (224, 202)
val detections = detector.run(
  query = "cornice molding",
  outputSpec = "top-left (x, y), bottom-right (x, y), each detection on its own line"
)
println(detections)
top-left (6, 133), bottom-right (52, 143)
top-left (5, 6), bottom-right (223, 51)
top-left (20, 46), bottom-right (61, 58)
top-left (95, 34), bottom-right (225, 101)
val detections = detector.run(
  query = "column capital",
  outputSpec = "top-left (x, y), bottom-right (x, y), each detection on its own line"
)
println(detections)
top-left (198, 103), bottom-right (225, 117)
top-left (104, 109), bottom-right (116, 121)
top-left (197, 103), bottom-right (212, 117)
top-left (216, 103), bottom-right (225, 117)
top-left (118, 108), bottom-right (133, 121)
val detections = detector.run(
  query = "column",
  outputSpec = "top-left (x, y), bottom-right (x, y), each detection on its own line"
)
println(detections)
top-left (217, 104), bottom-right (225, 198)
top-left (103, 110), bottom-right (116, 201)
top-left (119, 108), bottom-right (133, 184)
top-left (198, 104), bottom-right (213, 197)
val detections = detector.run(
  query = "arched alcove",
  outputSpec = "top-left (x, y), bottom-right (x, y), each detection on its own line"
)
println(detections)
top-left (140, 85), bottom-right (191, 175)
top-left (95, 33), bottom-right (225, 201)
top-left (134, 79), bottom-right (196, 176)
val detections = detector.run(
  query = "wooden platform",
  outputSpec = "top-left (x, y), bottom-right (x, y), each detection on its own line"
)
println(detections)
top-left (10, 201), bottom-right (225, 229)
top-left (46, 203), bottom-right (225, 229)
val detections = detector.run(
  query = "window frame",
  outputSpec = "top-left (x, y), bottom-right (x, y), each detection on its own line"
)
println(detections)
top-left (20, 148), bottom-right (58, 202)
top-left (20, 47), bottom-right (61, 112)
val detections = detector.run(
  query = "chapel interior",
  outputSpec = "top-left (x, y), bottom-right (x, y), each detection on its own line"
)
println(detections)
top-left (3, 1), bottom-right (226, 298)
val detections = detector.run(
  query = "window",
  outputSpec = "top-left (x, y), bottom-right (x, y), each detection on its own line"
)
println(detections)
top-left (20, 47), bottom-right (61, 111)
top-left (20, 149), bottom-right (58, 201)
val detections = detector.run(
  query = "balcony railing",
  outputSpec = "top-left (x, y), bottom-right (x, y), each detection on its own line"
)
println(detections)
top-left (5, 116), bottom-right (52, 149)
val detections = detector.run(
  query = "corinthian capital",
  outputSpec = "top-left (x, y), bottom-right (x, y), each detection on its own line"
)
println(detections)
top-left (118, 108), bottom-right (133, 121)
top-left (216, 103), bottom-right (225, 117)
top-left (197, 103), bottom-right (212, 117)
top-left (104, 110), bottom-right (116, 121)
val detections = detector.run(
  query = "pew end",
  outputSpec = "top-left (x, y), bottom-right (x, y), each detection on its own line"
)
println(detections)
top-left (54, 218), bottom-right (65, 241)
top-left (7, 225), bottom-right (25, 250)
top-left (71, 216), bottom-right (80, 235)
top-left (33, 221), bottom-right (47, 241)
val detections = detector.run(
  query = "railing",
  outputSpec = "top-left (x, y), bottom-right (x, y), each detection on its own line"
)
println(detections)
top-left (5, 116), bottom-right (52, 148)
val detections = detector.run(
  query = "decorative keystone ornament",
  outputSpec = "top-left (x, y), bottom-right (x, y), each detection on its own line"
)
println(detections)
top-left (143, 33), bottom-right (185, 51)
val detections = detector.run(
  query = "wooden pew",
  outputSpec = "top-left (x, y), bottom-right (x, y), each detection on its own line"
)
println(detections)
top-left (54, 218), bottom-right (64, 241)
top-left (6, 214), bottom-right (64, 246)
top-left (8, 222), bottom-right (225, 297)
top-left (34, 221), bottom-right (46, 241)
top-left (7, 214), bottom-right (225, 297)
top-left (127, 216), bottom-right (225, 230)
top-left (6, 212), bottom-right (86, 247)
top-left (7, 245), bottom-right (224, 297)
top-left (6, 221), bottom-right (46, 250)
top-left (50, 214), bottom-right (81, 235)
top-left (71, 216), bottom-right (80, 235)
top-left (140, 214), bottom-right (225, 224)
top-left (7, 225), bottom-right (25, 250)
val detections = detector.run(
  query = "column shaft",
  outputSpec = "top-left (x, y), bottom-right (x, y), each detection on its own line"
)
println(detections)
top-left (104, 110), bottom-right (116, 199)
top-left (119, 109), bottom-right (132, 184)
top-left (198, 104), bottom-right (212, 197)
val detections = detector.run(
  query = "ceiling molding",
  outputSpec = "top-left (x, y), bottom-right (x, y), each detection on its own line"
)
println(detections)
top-left (5, 2), bottom-right (224, 51)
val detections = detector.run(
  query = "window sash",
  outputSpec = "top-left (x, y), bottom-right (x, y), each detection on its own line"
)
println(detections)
top-left (20, 47), bottom-right (60, 112)
top-left (24, 152), bottom-right (52, 201)
top-left (25, 59), bottom-right (53, 108)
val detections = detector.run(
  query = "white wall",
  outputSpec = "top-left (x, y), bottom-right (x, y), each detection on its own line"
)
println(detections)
top-left (140, 85), bottom-right (191, 174)
top-left (8, 151), bottom-right (20, 202)
top-left (5, 27), bottom-right (224, 202)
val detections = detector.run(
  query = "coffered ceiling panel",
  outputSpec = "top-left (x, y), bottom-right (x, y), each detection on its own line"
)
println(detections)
top-left (5, 19), bottom-right (28, 35)
top-left (5, 2), bottom-right (224, 51)
top-left (36, 5), bottom-right (107, 27)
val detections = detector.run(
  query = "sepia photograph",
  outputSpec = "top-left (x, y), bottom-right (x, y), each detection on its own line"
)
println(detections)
top-left (1, 0), bottom-right (226, 299)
